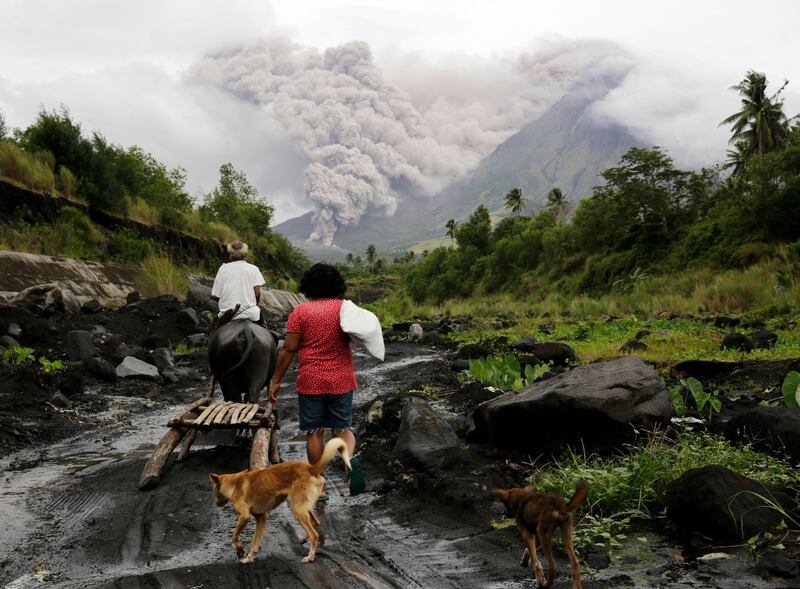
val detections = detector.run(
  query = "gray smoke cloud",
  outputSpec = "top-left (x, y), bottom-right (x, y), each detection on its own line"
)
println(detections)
top-left (193, 37), bottom-right (626, 245)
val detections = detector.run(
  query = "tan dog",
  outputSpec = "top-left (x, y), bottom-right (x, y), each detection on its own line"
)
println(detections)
top-left (489, 481), bottom-right (588, 589)
top-left (210, 438), bottom-right (350, 564)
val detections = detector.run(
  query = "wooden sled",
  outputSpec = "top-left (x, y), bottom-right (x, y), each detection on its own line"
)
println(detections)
top-left (138, 378), bottom-right (281, 490)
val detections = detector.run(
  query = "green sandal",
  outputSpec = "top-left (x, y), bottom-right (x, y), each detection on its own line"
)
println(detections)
top-left (348, 456), bottom-right (366, 496)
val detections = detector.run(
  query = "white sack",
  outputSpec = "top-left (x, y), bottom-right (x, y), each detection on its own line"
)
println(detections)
top-left (340, 299), bottom-right (385, 361)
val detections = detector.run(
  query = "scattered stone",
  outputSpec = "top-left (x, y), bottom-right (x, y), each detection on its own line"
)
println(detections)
top-left (66, 330), bottom-right (97, 361)
top-left (673, 359), bottom-right (738, 379)
top-left (127, 291), bottom-right (141, 304)
top-left (392, 321), bottom-right (413, 332)
top-left (50, 391), bottom-right (72, 408)
top-left (530, 341), bottom-right (576, 366)
top-left (156, 295), bottom-right (181, 312)
top-left (162, 366), bottom-right (201, 383)
top-left (721, 333), bottom-right (753, 352)
top-left (456, 344), bottom-right (489, 360)
top-left (176, 308), bottom-right (200, 331)
top-left (186, 333), bottom-right (207, 347)
top-left (408, 323), bottom-right (423, 342)
top-left (750, 330), bottom-right (778, 349)
top-left (724, 406), bottom-right (800, 461)
top-left (150, 348), bottom-right (176, 372)
top-left (205, 298), bottom-right (219, 314)
top-left (451, 358), bottom-right (469, 371)
top-left (419, 331), bottom-right (439, 345)
top-left (394, 398), bottom-right (460, 471)
top-left (186, 283), bottom-right (212, 308)
top-left (634, 330), bottom-right (651, 340)
top-left (665, 464), bottom-right (797, 543)
top-left (620, 339), bottom-right (648, 353)
top-left (86, 357), bottom-right (117, 381)
top-left (87, 325), bottom-right (107, 338)
top-left (81, 299), bottom-right (103, 314)
top-left (115, 356), bottom-right (160, 380)
top-left (510, 336), bottom-right (537, 353)
top-left (0, 335), bottom-right (19, 348)
top-left (473, 356), bottom-right (671, 453)
top-left (714, 316), bottom-right (740, 329)
top-left (582, 545), bottom-right (611, 570)
top-left (7, 323), bottom-right (21, 338)
top-left (12, 283), bottom-right (81, 314)
top-left (113, 343), bottom-right (146, 362)
top-left (538, 322), bottom-right (555, 335)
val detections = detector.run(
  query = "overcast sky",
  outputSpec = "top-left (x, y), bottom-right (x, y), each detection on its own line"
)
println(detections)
top-left (1, 0), bottom-right (798, 223)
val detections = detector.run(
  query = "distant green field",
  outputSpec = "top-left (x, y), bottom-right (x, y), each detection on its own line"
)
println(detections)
top-left (407, 236), bottom-right (452, 253)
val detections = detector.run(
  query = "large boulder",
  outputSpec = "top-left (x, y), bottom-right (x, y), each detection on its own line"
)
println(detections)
top-left (186, 283), bottom-right (212, 308)
top-left (86, 357), bottom-right (117, 381)
top-left (665, 465), bottom-right (797, 543)
top-left (394, 398), bottom-right (460, 471)
top-left (176, 308), bottom-right (200, 331)
top-left (510, 336), bottom-right (538, 353)
top-left (721, 333), bottom-right (753, 352)
top-left (12, 283), bottom-right (81, 315)
top-left (473, 356), bottom-right (670, 453)
top-left (66, 330), bottom-right (96, 361)
top-left (150, 347), bottom-right (176, 372)
top-left (724, 406), bottom-right (800, 461)
top-left (80, 299), bottom-right (103, 314)
top-left (408, 323), bottom-right (424, 342)
top-left (115, 357), bottom-right (160, 380)
top-left (750, 330), bottom-right (778, 350)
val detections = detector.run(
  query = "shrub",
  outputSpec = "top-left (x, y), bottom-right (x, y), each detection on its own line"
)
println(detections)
top-left (0, 141), bottom-right (56, 193)
top-left (138, 253), bottom-right (188, 297)
top-left (127, 197), bottom-right (159, 225)
top-left (57, 165), bottom-right (78, 199)
top-left (108, 227), bottom-right (154, 263)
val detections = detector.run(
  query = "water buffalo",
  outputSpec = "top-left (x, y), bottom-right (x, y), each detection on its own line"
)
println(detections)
top-left (208, 320), bottom-right (277, 403)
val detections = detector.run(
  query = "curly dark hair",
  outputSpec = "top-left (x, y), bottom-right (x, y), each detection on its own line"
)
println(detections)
top-left (298, 263), bottom-right (347, 299)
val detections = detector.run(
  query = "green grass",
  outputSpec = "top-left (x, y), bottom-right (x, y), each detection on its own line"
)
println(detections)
top-left (0, 141), bottom-right (56, 194)
top-left (530, 428), bottom-right (800, 548)
top-left (173, 342), bottom-right (202, 356)
top-left (137, 253), bottom-right (189, 298)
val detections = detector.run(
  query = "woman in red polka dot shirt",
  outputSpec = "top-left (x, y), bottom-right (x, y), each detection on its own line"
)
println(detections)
top-left (269, 263), bottom-right (366, 496)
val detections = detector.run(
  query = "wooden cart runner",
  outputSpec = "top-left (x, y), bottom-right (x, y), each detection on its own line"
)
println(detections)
top-left (138, 394), bottom-right (281, 490)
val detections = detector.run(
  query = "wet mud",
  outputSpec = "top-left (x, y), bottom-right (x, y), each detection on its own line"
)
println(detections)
top-left (0, 342), bottom-right (796, 588)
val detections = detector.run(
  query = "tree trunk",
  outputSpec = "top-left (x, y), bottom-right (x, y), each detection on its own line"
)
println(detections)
top-left (139, 428), bottom-right (184, 490)
top-left (250, 427), bottom-right (271, 471)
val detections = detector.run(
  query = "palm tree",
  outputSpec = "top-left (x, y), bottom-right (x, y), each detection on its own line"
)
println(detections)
top-left (546, 187), bottom-right (570, 220)
top-left (366, 244), bottom-right (376, 267)
top-left (720, 71), bottom-right (789, 160)
top-left (723, 140), bottom-right (750, 176)
top-left (504, 188), bottom-right (525, 216)
top-left (345, 253), bottom-right (354, 266)
top-left (445, 219), bottom-right (458, 242)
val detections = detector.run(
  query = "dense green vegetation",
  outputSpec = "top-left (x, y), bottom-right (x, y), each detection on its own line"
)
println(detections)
top-left (404, 71), bottom-right (800, 305)
top-left (0, 107), bottom-right (307, 281)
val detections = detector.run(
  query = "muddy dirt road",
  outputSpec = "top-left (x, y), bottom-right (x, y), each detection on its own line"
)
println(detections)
top-left (0, 344), bottom-right (534, 589)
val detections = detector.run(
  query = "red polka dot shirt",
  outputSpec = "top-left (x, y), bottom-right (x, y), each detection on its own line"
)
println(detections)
top-left (286, 299), bottom-right (357, 395)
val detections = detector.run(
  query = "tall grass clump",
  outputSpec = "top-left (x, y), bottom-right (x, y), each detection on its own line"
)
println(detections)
top-left (127, 197), bottom-right (160, 225)
top-left (0, 142), bottom-right (56, 193)
top-left (57, 165), bottom-right (78, 200)
top-left (138, 253), bottom-right (189, 297)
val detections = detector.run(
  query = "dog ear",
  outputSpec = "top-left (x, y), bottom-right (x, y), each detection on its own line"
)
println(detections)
top-left (209, 473), bottom-right (220, 485)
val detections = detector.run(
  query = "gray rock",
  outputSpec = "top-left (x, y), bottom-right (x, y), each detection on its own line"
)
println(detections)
top-left (0, 335), bottom-right (19, 348)
top-left (394, 398), bottom-right (460, 471)
top-left (86, 357), bottom-right (117, 381)
top-left (81, 299), bottom-right (103, 314)
top-left (87, 325), bottom-right (107, 338)
top-left (50, 391), bottom-right (72, 408)
top-left (456, 344), bottom-right (488, 360)
top-left (186, 333), bottom-right (207, 347)
top-left (150, 347), bottom-right (175, 372)
top-left (186, 283), bottom-right (212, 308)
top-left (721, 333), bottom-right (753, 352)
top-left (7, 323), bottom-right (21, 338)
top-left (126, 291), bottom-right (141, 304)
top-left (750, 330), bottom-right (778, 350)
top-left (205, 298), bottom-right (220, 314)
top-left (115, 356), bottom-right (160, 380)
top-left (12, 284), bottom-right (81, 314)
top-left (665, 465), bottom-right (797, 543)
top-left (113, 344), bottom-right (146, 362)
top-left (510, 336), bottom-right (538, 353)
top-left (66, 330), bottom-right (96, 361)
top-left (474, 356), bottom-right (671, 453)
top-left (408, 323), bottom-right (424, 341)
top-left (176, 308), bottom-right (200, 331)
top-left (724, 406), bottom-right (800, 462)
top-left (162, 366), bottom-right (201, 383)
top-left (620, 339), bottom-right (648, 353)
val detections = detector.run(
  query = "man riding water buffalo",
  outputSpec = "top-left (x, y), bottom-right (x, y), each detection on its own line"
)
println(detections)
top-left (208, 241), bottom-right (277, 403)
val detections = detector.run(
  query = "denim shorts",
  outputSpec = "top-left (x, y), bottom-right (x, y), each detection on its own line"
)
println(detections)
top-left (298, 390), bottom-right (354, 432)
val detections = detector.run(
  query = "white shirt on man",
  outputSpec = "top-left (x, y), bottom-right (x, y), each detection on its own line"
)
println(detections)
top-left (211, 260), bottom-right (265, 322)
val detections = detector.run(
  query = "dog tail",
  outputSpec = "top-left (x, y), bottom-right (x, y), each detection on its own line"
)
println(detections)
top-left (309, 438), bottom-right (351, 476)
top-left (565, 480), bottom-right (589, 513)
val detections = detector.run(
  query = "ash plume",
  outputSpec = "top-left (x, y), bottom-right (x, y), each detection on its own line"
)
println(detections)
top-left (194, 37), bottom-right (628, 245)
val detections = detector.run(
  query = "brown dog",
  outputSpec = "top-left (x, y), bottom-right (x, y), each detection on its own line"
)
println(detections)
top-left (489, 481), bottom-right (588, 589)
top-left (210, 438), bottom-right (350, 564)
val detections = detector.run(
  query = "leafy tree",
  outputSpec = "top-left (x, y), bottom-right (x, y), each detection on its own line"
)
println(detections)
top-left (366, 244), bottom-right (377, 266)
top-left (445, 218), bottom-right (458, 242)
top-left (546, 187), bottom-right (570, 220)
top-left (345, 252), bottom-right (354, 265)
top-left (455, 205), bottom-right (492, 254)
top-left (504, 187), bottom-right (525, 216)
top-left (201, 163), bottom-right (274, 236)
top-left (720, 71), bottom-right (789, 160)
